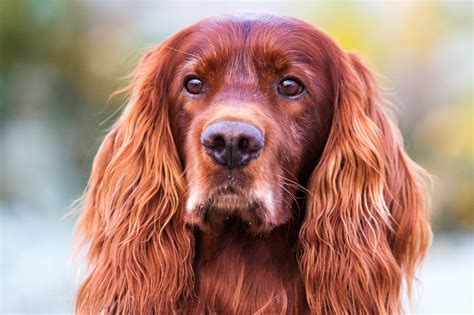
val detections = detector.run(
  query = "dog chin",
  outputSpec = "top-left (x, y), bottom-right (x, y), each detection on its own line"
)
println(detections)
top-left (185, 191), bottom-right (276, 234)
top-left (211, 193), bottom-right (253, 211)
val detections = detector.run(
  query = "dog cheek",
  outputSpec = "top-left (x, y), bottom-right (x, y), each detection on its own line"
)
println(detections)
top-left (252, 182), bottom-right (276, 222)
top-left (185, 185), bottom-right (200, 214)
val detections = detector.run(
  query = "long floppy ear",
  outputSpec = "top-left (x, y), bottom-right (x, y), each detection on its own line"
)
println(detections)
top-left (74, 34), bottom-right (194, 314)
top-left (299, 52), bottom-right (431, 314)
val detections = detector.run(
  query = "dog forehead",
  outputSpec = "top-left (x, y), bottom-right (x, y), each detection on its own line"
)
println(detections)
top-left (181, 14), bottom-right (317, 65)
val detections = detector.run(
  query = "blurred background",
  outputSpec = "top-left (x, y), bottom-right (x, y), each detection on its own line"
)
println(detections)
top-left (0, 0), bottom-right (472, 314)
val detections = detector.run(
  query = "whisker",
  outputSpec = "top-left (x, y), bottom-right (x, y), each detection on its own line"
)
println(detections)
top-left (276, 174), bottom-right (311, 195)
top-left (279, 182), bottom-right (300, 211)
top-left (277, 165), bottom-right (309, 190)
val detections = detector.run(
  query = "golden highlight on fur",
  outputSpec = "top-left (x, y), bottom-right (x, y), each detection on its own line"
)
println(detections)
top-left (299, 52), bottom-right (431, 314)
top-left (74, 14), bottom-right (431, 314)
top-left (74, 35), bottom-right (195, 314)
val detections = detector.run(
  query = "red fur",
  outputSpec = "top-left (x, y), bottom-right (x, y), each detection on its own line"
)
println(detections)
top-left (74, 14), bottom-right (431, 314)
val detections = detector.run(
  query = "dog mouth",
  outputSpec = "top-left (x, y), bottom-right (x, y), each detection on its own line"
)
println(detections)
top-left (186, 182), bottom-right (271, 234)
top-left (207, 181), bottom-right (259, 209)
top-left (210, 192), bottom-right (253, 211)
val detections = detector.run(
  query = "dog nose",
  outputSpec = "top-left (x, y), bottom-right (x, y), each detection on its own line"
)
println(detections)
top-left (200, 120), bottom-right (264, 169)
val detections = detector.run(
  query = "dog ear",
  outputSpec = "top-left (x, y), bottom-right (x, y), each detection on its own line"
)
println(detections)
top-left (74, 31), bottom-right (195, 314)
top-left (299, 51), bottom-right (431, 314)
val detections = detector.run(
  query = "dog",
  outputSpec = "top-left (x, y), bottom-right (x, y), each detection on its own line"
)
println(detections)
top-left (74, 13), bottom-right (431, 314)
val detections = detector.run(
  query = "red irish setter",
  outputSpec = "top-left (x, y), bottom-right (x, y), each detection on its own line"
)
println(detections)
top-left (74, 14), bottom-right (431, 314)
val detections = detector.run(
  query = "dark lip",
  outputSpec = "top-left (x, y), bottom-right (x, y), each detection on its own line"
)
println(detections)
top-left (200, 198), bottom-right (266, 235)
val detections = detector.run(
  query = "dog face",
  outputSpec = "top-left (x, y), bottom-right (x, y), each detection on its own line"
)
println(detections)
top-left (75, 14), bottom-right (431, 315)
top-left (166, 16), bottom-right (333, 233)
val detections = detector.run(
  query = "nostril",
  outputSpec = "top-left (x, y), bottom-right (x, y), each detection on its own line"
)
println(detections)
top-left (202, 133), bottom-right (226, 152)
top-left (237, 137), bottom-right (249, 152)
top-left (211, 135), bottom-right (226, 152)
top-left (240, 135), bottom-right (264, 153)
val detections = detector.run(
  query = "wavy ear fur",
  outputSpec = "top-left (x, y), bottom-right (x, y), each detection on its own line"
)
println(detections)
top-left (74, 35), bottom-right (194, 314)
top-left (299, 52), bottom-right (431, 314)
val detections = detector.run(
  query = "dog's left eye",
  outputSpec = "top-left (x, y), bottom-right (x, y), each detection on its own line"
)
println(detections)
top-left (277, 78), bottom-right (305, 97)
top-left (184, 77), bottom-right (204, 94)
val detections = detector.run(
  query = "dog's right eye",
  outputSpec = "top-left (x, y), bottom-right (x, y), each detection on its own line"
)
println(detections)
top-left (184, 77), bottom-right (204, 95)
top-left (277, 77), bottom-right (305, 98)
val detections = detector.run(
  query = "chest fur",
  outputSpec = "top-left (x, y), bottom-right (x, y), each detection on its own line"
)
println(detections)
top-left (190, 227), bottom-right (308, 314)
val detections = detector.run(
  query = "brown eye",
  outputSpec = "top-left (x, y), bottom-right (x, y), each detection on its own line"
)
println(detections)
top-left (277, 78), bottom-right (304, 97)
top-left (185, 77), bottom-right (204, 94)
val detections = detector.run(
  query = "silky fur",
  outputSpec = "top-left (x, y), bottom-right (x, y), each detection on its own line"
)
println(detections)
top-left (74, 14), bottom-right (431, 314)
